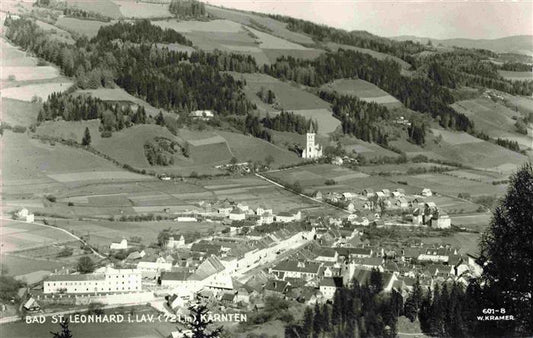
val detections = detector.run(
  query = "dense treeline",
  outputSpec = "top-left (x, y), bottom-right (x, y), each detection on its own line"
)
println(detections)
top-left (256, 86), bottom-right (276, 104)
top-left (4, 17), bottom-right (256, 117)
top-left (169, 0), bottom-right (206, 19)
top-left (267, 13), bottom-right (425, 63)
top-left (319, 91), bottom-right (390, 145)
top-left (262, 111), bottom-right (317, 135)
top-left (495, 138), bottom-right (520, 152)
top-left (144, 138), bottom-right (177, 166)
top-left (285, 270), bottom-right (401, 338)
top-left (94, 20), bottom-right (192, 45)
top-left (38, 92), bottom-right (147, 134)
top-left (266, 50), bottom-right (473, 132)
top-left (500, 62), bottom-right (532, 72)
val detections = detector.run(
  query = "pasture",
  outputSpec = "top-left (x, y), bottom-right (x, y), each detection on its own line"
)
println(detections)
top-left (321, 79), bottom-right (402, 107)
top-left (1, 131), bottom-right (134, 197)
top-left (1, 66), bottom-right (59, 82)
top-left (76, 88), bottom-right (163, 116)
top-left (153, 19), bottom-right (243, 33)
top-left (114, 0), bottom-right (172, 18)
top-left (1, 81), bottom-right (73, 101)
top-left (326, 42), bottom-right (412, 69)
top-left (420, 232), bottom-right (481, 256)
top-left (205, 5), bottom-right (315, 46)
top-left (55, 17), bottom-right (113, 38)
top-left (66, 0), bottom-right (123, 18)
top-left (0, 220), bottom-right (75, 253)
top-left (451, 98), bottom-right (532, 149)
top-left (227, 72), bottom-right (331, 111)
top-left (390, 173), bottom-right (508, 197)
top-left (0, 38), bottom-right (38, 66)
top-left (1, 98), bottom-right (41, 126)
top-left (339, 136), bottom-right (399, 159)
top-left (246, 26), bottom-right (309, 50)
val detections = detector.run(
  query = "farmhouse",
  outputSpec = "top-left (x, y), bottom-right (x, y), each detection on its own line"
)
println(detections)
top-left (15, 208), bottom-right (34, 223)
top-left (190, 110), bottom-right (214, 120)
top-left (43, 267), bottom-right (141, 294)
top-left (431, 211), bottom-right (451, 229)
top-left (275, 210), bottom-right (302, 223)
top-left (23, 297), bottom-right (40, 312)
top-left (229, 208), bottom-right (246, 221)
top-left (110, 239), bottom-right (128, 251)
top-left (421, 188), bottom-right (433, 197)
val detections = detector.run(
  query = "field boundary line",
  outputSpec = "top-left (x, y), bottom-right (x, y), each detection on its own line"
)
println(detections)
top-left (0, 217), bottom-right (105, 259)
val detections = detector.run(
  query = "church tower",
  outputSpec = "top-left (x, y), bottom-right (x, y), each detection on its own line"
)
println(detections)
top-left (302, 124), bottom-right (322, 159)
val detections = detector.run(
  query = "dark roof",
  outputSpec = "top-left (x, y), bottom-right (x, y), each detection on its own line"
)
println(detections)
top-left (272, 260), bottom-right (321, 274)
top-left (315, 247), bottom-right (337, 258)
top-left (45, 274), bottom-right (104, 282)
top-left (221, 293), bottom-right (236, 301)
top-left (264, 279), bottom-right (290, 294)
top-left (320, 277), bottom-right (343, 288)
top-left (161, 271), bottom-right (191, 281)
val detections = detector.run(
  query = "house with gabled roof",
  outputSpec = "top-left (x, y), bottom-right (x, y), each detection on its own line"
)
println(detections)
top-left (319, 277), bottom-right (343, 300)
top-left (263, 279), bottom-right (291, 297)
top-left (270, 260), bottom-right (322, 281)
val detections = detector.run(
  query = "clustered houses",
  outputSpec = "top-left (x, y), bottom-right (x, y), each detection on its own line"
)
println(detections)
top-left (321, 187), bottom-right (451, 229)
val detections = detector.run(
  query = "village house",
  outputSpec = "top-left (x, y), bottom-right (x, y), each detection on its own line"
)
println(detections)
top-left (137, 257), bottom-right (173, 277)
top-left (312, 191), bottom-right (323, 201)
top-left (263, 279), bottom-right (291, 297)
top-left (275, 210), bottom-right (302, 223)
top-left (228, 208), bottom-right (246, 221)
top-left (255, 206), bottom-right (273, 216)
top-left (350, 257), bottom-right (385, 272)
top-left (430, 211), bottom-right (452, 229)
top-left (110, 239), bottom-right (128, 251)
top-left (313, 247), bottom-right (339, 263)
top-left (362, 188), bottom-right (375, 198)
top-left (421, 188), bottom-right (433, 197)
top-left (270, 260), bottom-right (322, 281)
top-left (167, 235), bottom-right (186, 249)
top-left (43, 267), bottom-right (141, 294)
top-left (319, 277), bottom-right (343, 300)
top-left (160, 271), bottom-right (194, 289)
top-left (23, 297), bottom-right (40, 312)
top-left (392, 188), bottom-right (406, 197)
top-left (257, 211), bottom-right (274, 225)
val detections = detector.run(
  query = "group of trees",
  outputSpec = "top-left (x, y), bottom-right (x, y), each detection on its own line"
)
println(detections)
top-left (144, 137), bottom-right (179, 166)
top-left (261, 111), bottom-right (317, 135)
top-left (407, 121), bottom-right (426, 145)
top-left (169, 0), bottom-right (206, 19)
top-left (256, 86), bottom-right (276, 104)
top-left (94, 20), bottom-right (192, 45)
top-left (38, 92), bottom-right (148, 136)
top-left (319, 91), bottom-right (391, 145)
top-left (495, 138), bottom-right (521, 152)
top-left (286, 270), bottom-right (401, 338)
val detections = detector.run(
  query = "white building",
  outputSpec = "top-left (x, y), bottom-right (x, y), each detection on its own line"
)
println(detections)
top-left (319, 277), bottom-right (343, 300)
top-left (190, 110), bottom-right (214, 120)
top-left (110, 239), bottom-right (128, 251)
top-left (15, 208), bottom-right (34, 223)
top-left (301, 132), bottom-right (323, 159)
top-left (229, 208), bottom-right (246, 221)
top-left (167, 236), bottom-right (186, 249)
top-left (275, 211), bottom-right (302, 223)
top-left (43, 267), bottom-right (141, 294)
top-left (421, 188), bottom-right (433, 197)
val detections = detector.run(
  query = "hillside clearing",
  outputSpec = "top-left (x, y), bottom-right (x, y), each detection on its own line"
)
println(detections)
top-left (321, 78), bottom-right (402, 107)
top-left (1, 98), bottom-right (41, 126)
top-left (498, 70), bottom-right (533, 81)
top-left (1, 81), bottom-right (73, 101)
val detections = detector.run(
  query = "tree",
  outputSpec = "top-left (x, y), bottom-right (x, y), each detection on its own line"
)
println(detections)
top-left (157, 229), bottom-right (171, 248)
top-left (302, 306), bottom-right (314, 337)
top-left (50, 319), bottom-right (72, 338)
top-left (369, 268), bottom-right (383, 294)
top-left (265, 154), bottom-right (274, 167)
top-left (81, 127), bottom-right (91, 146)
top-left (77, 256), bottom-right (95, 274)
top-left (182, 303), bottom-right (222, 338)
top-left (479, 162), bottom-right (533, 335)
top-left (313, 302), bottom-right (323, 338)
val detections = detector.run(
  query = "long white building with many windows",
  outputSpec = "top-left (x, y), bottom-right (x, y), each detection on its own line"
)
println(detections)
top-left (43, 267), bottom-right (142, 294)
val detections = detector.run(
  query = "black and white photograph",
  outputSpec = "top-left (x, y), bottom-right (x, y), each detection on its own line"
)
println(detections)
top-left (0, 0), bottom-right (532, 337)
